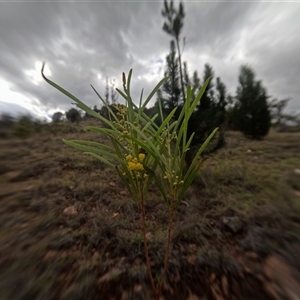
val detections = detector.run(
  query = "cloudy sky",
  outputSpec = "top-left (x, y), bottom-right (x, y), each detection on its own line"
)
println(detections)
top-left (0, 0), bottom-right (299, 121)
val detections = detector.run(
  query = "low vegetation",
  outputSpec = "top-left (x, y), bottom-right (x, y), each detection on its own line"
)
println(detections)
top-left (1, 117), bottom-right (300, 299)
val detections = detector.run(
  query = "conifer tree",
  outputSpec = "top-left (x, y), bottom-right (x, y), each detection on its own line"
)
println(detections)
top-left (160, 1), bottom-right (227, 157)
top-left (234, 65), bottom-right (271, 139)
top-left (162, 0), bottom-right (186, 101)
top-left (156, 40), bottom-right (181, 116)
top-left (188, 64), bottom-right (227, 153)
top-left (105, 77), bottom-right (109, 105)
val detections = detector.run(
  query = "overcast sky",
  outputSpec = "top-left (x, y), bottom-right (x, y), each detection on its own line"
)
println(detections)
top-left (0, 0), bottom-right (299, 121)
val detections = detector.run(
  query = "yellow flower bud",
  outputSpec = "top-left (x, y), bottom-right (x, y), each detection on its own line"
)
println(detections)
top-left (135, 163), bottom-right (144, 171)
top-left (138, 153), bottom-right (145, 162)
top-left (126, 155), bottom-right (133, 161)
top-left (127, 162), bottom-right (136, 170)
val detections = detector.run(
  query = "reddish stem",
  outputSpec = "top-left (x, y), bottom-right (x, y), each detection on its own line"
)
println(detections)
top-left (158, 206), bottom-right (175, 295)
top-left (139, 196), bottom-right (157, 298)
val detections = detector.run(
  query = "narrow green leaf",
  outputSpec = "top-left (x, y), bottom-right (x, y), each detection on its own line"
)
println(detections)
top-left (158, 97), bottom-right (164, 124)
top-left (68, 139), bottom-right (113, 152)
top-left (139, 88), bottom-right (144, 108)
top-left (90, 85), bottom-right (119, 123)
top-left (141, 77), bottom-right (169, 111)
top-left (62, 139), bottom-right (124, 164)
top-left (116, 166), bottom-right (139, 202)
top-left (90, 84), bottom-right (106, 105)
top-left (110, 136), bottom-right (127, 159)
top-left (155, 107), bottom-right (177, 139)
top-left (41, 62), bottom-right (114, 128)
top-left (143, 165), bottom-right (167, 202)
top-left (183, 132), bottom-right (195, 152)
top-left (184, 127), bottom-right (218, 181)
top-left (141, 114), bottom-right (158, 134)
top-left (84, 126), bottom-right (118, 136)
top-left (122, 132), bottom-right (165, 169)
top-left (116, 88), bottom-right (128, 101)
top-left (188, 77), bottom-right (211, 116)
top-left (124, 122), bottom-right (167, 166)
top-left (178, 160), bottom-right (203, 204)
top-left (127, 69), bottom-right (133, 95)
top-left (82, 152), bottom-right (115, 168)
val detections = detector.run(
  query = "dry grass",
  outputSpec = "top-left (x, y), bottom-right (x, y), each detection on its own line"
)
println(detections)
top-left (0, 120), bottom-right (300, 299)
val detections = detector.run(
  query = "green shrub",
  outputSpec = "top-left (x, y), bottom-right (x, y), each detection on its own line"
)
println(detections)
top-left (14, 115), bottom-right (34, 138)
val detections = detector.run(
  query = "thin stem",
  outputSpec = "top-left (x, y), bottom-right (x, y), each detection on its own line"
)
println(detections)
top-left (139, 193), bottom-right (157, 297)
top-left (158, 204), bottom-right (175, 295)
top-left (176, 37), bottom-right (186, 103)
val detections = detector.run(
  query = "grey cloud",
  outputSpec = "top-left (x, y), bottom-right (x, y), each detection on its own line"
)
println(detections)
top-left (0, 1), bottom-right (299, 118)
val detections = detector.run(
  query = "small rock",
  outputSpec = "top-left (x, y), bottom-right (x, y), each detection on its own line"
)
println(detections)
top-left (61, 251), bottom-right (68, 258)
top-left (145, 232), bottom-right (154, 242)
top-left (92, 251), bottom-right (100, 260)
top-left (263, 257), bottom-right (275, 280)
top-left (44, 250), bottom-right (57, 260)
top-left (133, 284), bottom-right (143, 293)
top-left (187, 255), bottom-right (196, 265)
top-left (24, 185), bottom-right (33, 191)
top-left (120, 190), bottom-right (127, 195)
top-left (263, 255), bottom-right (300, 298)
top-left (109, 181), bottom-right (116, 187)
top-left (112, 212), bottom-right (119, 218)
top-left (19, 222), bottom-right (29, 229)
top-left (4, 170), bottom-right (22, 182)
top-left (98, 268), bottom-right (123, 283)
top-left (222, 216), bottom-right (244, 233)
top-left (188, 244), bottom-right (197, 252)
top-left (294, 169), bottom-right (300, 175)
top-left (63, 206), bottom-right (78, 216)
top-left (245, 251), bottom-right (259, 261)
top-left (209, 272), bottom-right (216, 283)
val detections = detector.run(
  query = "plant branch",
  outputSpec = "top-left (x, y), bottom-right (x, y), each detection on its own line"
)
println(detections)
top-left (139, 193), bottom-right (157, 297)
top-left (158, 203), bottom-right (175, 294)
top-left (176, 37), bottom-right (186, 103)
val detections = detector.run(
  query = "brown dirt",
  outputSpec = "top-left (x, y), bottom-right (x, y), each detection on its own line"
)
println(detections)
top-left (0, 123), bottom-right (300, 299)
